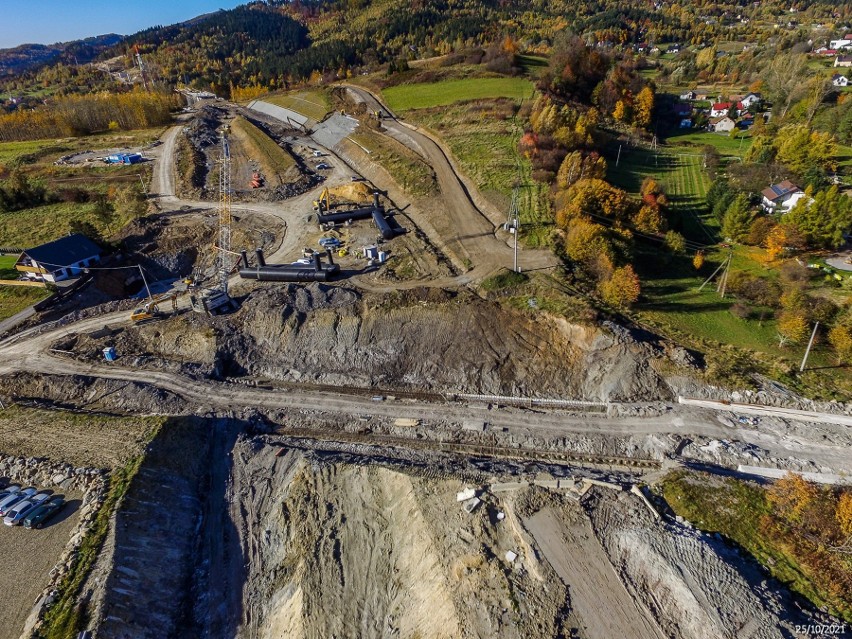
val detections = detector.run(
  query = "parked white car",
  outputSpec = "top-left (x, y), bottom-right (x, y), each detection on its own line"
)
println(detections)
top-left (0, 487), bottom-right (36, 516)
top-left (4, 492), bottom-right (50, 526)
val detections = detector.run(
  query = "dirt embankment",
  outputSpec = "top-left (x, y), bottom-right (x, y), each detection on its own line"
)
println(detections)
top-left (60, 284), bottom-right (680, 401)
top-left (229, 438), bottom-right (570, 639)
top-left (82, 418), bottom-right (216, 639)
top-left (586, 489), bottom-right (832, 639)
top-left (224, 285), bottom-right (678, 400)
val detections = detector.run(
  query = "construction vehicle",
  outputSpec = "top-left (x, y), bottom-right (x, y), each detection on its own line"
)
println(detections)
top-left (249, 172), bottom-right (264, 189)
top-left (312, 187), bottom-right (330, 211)
top-left (130, 291), bottom-right (179, 323)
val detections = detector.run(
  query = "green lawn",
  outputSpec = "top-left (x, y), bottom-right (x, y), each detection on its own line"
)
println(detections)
top-left (349, 131), bottom-right (437, 197)
top-left (634, 244), bottom-right (844, 392)
top-left (0, 255), bottom-right (18, 279)
top-left (231, 116), bottom-right (296, 180)
top-left (664, 130), bottom-right (752, 158)
top-left (607, 145), bottom-right (716, 242)
top-left (0, 201), bottom-right (127, 247)
top-left (0, 286), bottom-right (49, 321)
top-left (405, 99), bottom-right (551, 247)
top-left (383, 77), bottom-right (535, 111)
top-left (265, 89), bottom-right (331, 122)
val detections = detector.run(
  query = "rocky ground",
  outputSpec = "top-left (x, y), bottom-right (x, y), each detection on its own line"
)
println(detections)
top-left (51, 283), bottom-right (687, 402)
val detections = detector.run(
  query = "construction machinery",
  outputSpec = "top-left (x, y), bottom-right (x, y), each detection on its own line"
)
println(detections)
top-left (249, 171), bottom-right (264, 189)
top-left (191, 131), bottom-right (236, 315)
top-left (130, 291), bottom-right (179, 323)
top-left (313, 187), bottom-right (330, 211)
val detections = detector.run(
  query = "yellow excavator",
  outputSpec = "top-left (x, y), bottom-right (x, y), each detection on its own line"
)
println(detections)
top-left (312, 187), bottom-right (330, 211)
top-left (130, 291), bottom-right (180, 323)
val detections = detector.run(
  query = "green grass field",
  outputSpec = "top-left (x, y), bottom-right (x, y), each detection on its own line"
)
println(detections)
top-left (0, 286), bottom-right (49, 322)
top-left (0, 201), bottom-right (132, 247)
top-left (265, 89), bottom-right (331, 122)
top-left (231, 116), bottom-right (296, 180)
top-left (633, 244), bottom-right (845, 394)
top-left (405, 99), bottom-right (551, 246)
top-left (607, 145), bottom-right (716, 242)
top-left (383, 77), bottom-right (534, 111)
top-left (664, 130), bottom-right (752, 158)
top-left (0, 255), bottom-right (18, 279)
top-left (349, 130), bottom-right (437, 197)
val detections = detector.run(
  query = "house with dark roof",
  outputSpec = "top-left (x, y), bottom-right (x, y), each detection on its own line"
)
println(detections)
top-left (15, 234), bottom-right (101, 283)
top-left (833, 73), bottom-right (850, 87)
top-left (761, 180), bottom-right (802, 213)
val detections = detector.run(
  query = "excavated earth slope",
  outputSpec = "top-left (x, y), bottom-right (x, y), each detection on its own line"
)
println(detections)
top-left (67, 284), bottom-right (682, 401)
top-left (230, 439), bottom-right (570, 639)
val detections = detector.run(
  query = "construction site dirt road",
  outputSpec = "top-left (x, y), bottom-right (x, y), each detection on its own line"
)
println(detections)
top-left (0, 306), bottom-right (850, 476)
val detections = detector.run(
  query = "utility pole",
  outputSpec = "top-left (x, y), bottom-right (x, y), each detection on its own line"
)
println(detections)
top-left (138, 265), bottom-right (153, 301)
top-left (717, 253), bottom-right (732, 298)
top-left (698, 252), bottom-right (732, 295)
top-left (800, 321), bottom-right (819, 372)
top-left (504, 186), bottom-right (521, 273)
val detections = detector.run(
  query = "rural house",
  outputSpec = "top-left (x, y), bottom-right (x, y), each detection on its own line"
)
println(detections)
top-left (739, 93), bottom-right (761, 108)
top-left (710, 102), bottom-right (733, 117)
top-left (833, 74), bottom-right (850, 87)
top-left (835, 55), bottom-right (852, 68)
top-left (15, 234), bottom-right (101, 283)
top-left (761, 180), bottom-right (802, 213)
top-left (708, 116), bottom-right (736, 133)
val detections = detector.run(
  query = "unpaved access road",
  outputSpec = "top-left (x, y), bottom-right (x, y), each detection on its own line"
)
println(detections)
top-left (525, 507), bottom-right (666, 639)
top-left (0, 308), bottom-right (850, 475)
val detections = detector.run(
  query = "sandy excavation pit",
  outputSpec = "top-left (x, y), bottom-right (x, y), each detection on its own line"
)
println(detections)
top-left (72, 420), bottom-right (836, 639)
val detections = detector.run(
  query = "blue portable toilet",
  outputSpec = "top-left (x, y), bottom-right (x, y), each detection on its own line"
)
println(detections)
top-left (103, 346), bottom-right (117, 362)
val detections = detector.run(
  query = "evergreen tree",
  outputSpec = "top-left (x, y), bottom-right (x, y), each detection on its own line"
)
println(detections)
top-left (722, 193), bottom-right (754, 242)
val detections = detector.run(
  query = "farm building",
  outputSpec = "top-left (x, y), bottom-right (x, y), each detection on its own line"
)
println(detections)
top-left (761, 180), bottom-right (802, 213)
top-left (15, 234), bottom-right (101, 283)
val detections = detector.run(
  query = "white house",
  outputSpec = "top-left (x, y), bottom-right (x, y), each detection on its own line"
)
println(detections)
top-left (710, 102), bottom-right (733, 117)
top-left (680, 90), bottom-right (696, 100)
top-left (830, 37), bottom-right (852, 50)
top-left (15, 234), bottom-right (101, 283)
top-left (761, 180), bottom-right (802, 213)
top-left (708, 116), bottom-right (736, 133)
top-left (835, 55), bottom-right (852, 68)
top-left (833, 73), bottom-right (850, 87)
top-left (739, 93), bottom-right (761, 108)
top-left (781, 191), bottom-right (814, 213)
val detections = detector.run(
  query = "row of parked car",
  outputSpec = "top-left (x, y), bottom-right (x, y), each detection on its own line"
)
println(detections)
top-left (0, 485), bottom-right (64, 529)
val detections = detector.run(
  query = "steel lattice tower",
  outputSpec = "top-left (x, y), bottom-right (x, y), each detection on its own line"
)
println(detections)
top-left (218, 134), bottom-right (232, 294)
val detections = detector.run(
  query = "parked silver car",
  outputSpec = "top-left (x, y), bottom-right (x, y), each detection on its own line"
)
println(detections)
top-left (4, 492), bottom-right (50, 526)
top-left (0, 485), bottom-right (21, 500)
top-left (0, 487), bottom-right (36, 516)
